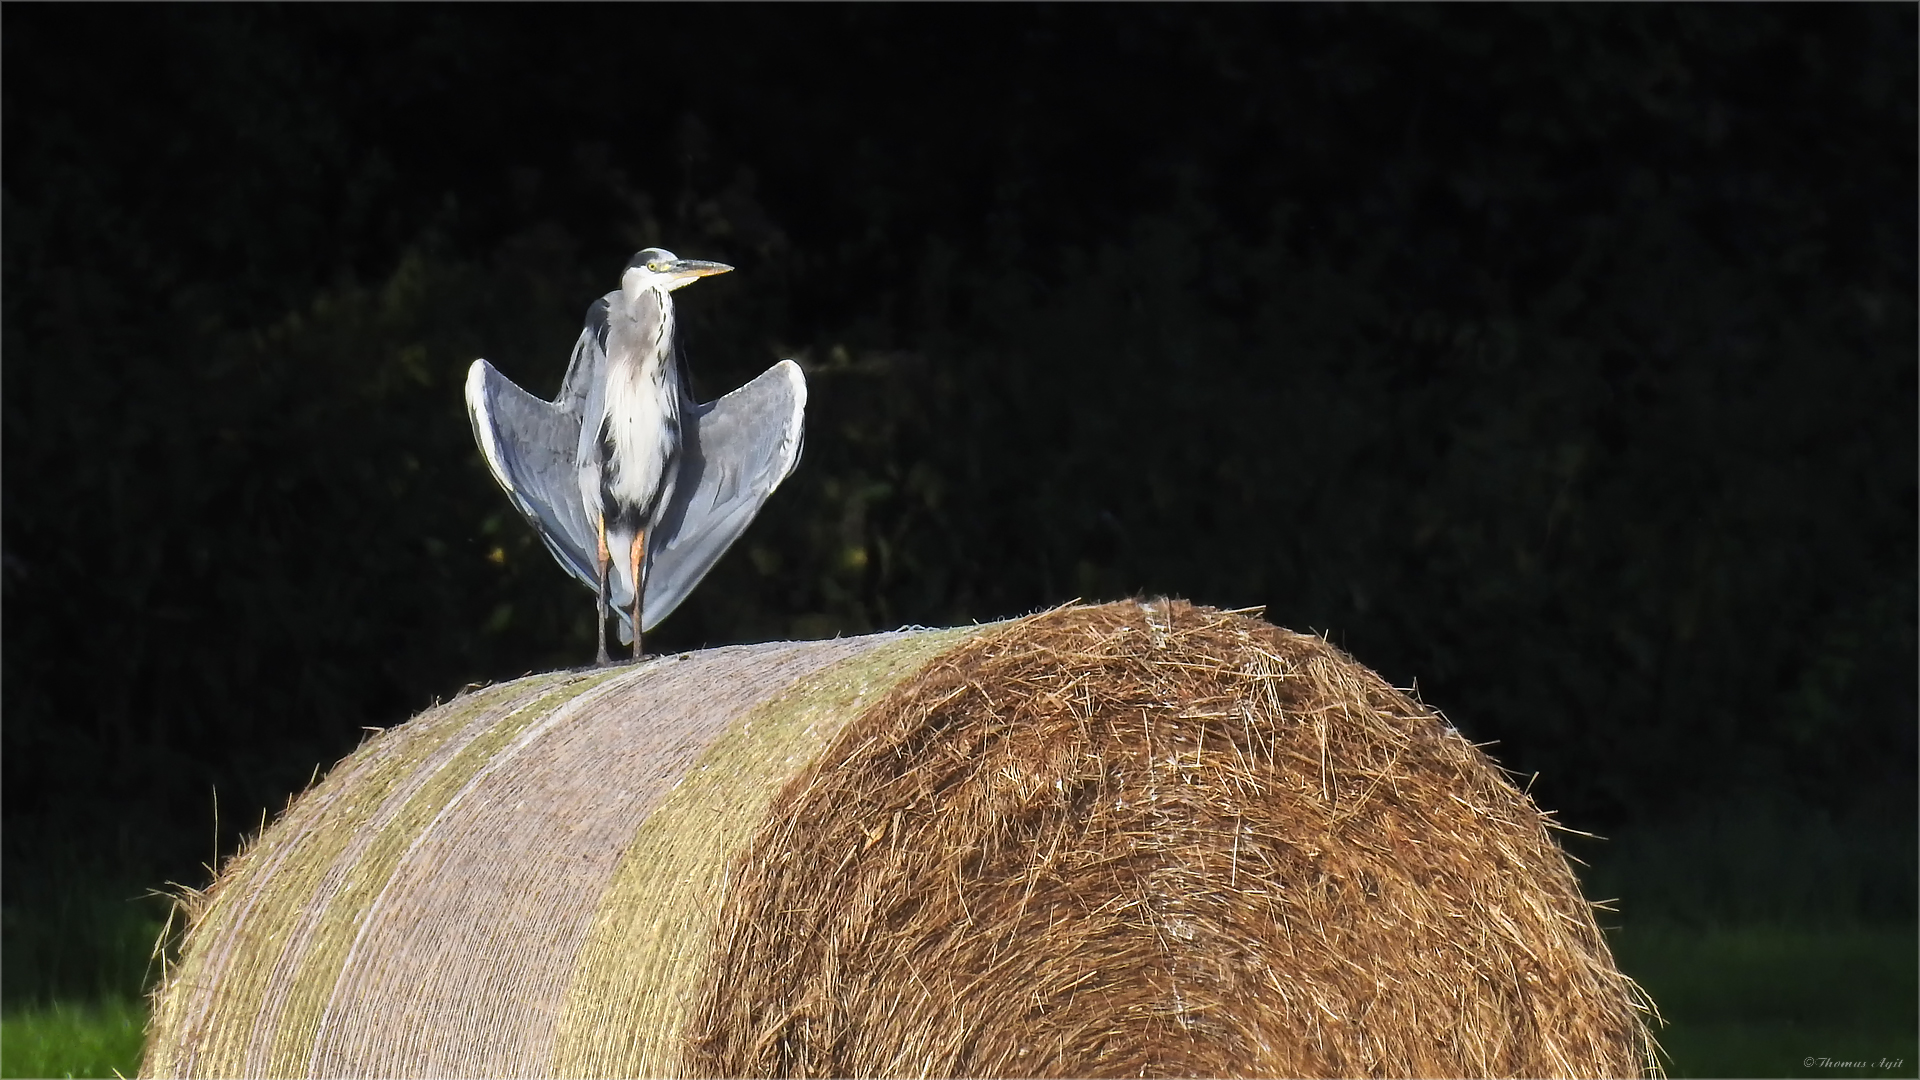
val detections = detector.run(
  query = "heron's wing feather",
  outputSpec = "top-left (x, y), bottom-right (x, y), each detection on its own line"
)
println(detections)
top-left (464, 357), bottom-right (600, 593)
top-left (556, 294), bottom-right (614, 417)
top-left (639, 359), bottom-right (808, 629)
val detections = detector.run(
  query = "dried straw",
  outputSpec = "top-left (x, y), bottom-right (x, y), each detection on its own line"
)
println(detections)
top-left (143, 601), bottom-right (1658, 1079)
top-left (691, 601), bottom-right (1659, 1077)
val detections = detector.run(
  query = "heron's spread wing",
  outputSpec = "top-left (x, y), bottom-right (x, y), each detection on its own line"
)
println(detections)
top-left (556, 295), bottom-right (613, 419)
top-left (464, 356), bottom-right (600, 595)
top-left (639, 358), bottom-right (808, 630)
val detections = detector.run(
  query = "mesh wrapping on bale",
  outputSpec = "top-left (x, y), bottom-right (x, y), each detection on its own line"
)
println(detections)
top-left (144, 601), bottom-right (1659, 1078)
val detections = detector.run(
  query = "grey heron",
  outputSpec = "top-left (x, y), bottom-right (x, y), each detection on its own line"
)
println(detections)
top-left (465, 248), bottom-right (807, 664)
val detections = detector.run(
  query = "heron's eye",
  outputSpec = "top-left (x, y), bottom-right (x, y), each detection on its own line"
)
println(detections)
top-left (647, 261), bottom-right (669, 273)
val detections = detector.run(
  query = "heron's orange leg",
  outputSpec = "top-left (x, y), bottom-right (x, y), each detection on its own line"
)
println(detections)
top-left (628, 529), bottom-right (647, 660)
top-left (594, 517), bottom-right (613, 666)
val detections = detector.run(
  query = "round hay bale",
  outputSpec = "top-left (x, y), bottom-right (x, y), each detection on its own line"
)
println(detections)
top-left (144, 601), bottom-right (1659, 1078)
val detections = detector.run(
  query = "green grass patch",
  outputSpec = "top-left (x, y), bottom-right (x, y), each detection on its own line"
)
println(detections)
top-left (0, 998), bottom-right (146, 1079)
top-left (1610, 922), bottom-right (1918, 1078)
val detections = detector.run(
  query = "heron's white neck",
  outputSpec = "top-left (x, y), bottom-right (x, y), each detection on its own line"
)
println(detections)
top-left (609, 285), bottom-right (677, 394)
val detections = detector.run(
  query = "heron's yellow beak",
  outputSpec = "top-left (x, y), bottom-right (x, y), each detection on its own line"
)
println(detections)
top-left (659, 259), bottom-right (731, 291)
top-left (668, 259), bottom-right (732, 280)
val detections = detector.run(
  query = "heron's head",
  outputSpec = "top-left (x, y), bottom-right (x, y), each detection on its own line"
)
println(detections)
top-left (622, 248), bottom-right (733, 295)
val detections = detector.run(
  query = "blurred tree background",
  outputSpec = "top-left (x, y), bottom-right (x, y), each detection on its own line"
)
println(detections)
top-left (3, 3), bottom-right (1913, 1012)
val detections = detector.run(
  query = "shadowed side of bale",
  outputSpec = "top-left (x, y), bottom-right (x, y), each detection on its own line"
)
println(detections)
top-left (689, 601), bottom-right (1660, 1078)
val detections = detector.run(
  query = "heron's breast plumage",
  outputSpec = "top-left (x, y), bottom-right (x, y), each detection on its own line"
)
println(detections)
top-left (590, 288), bottom-right (683, 529)
top-left (601, 360), bottom-right (681, 521)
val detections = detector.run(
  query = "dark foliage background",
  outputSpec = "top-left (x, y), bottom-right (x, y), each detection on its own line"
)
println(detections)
top-left (4, 4), bottom-right (1913, 1001)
